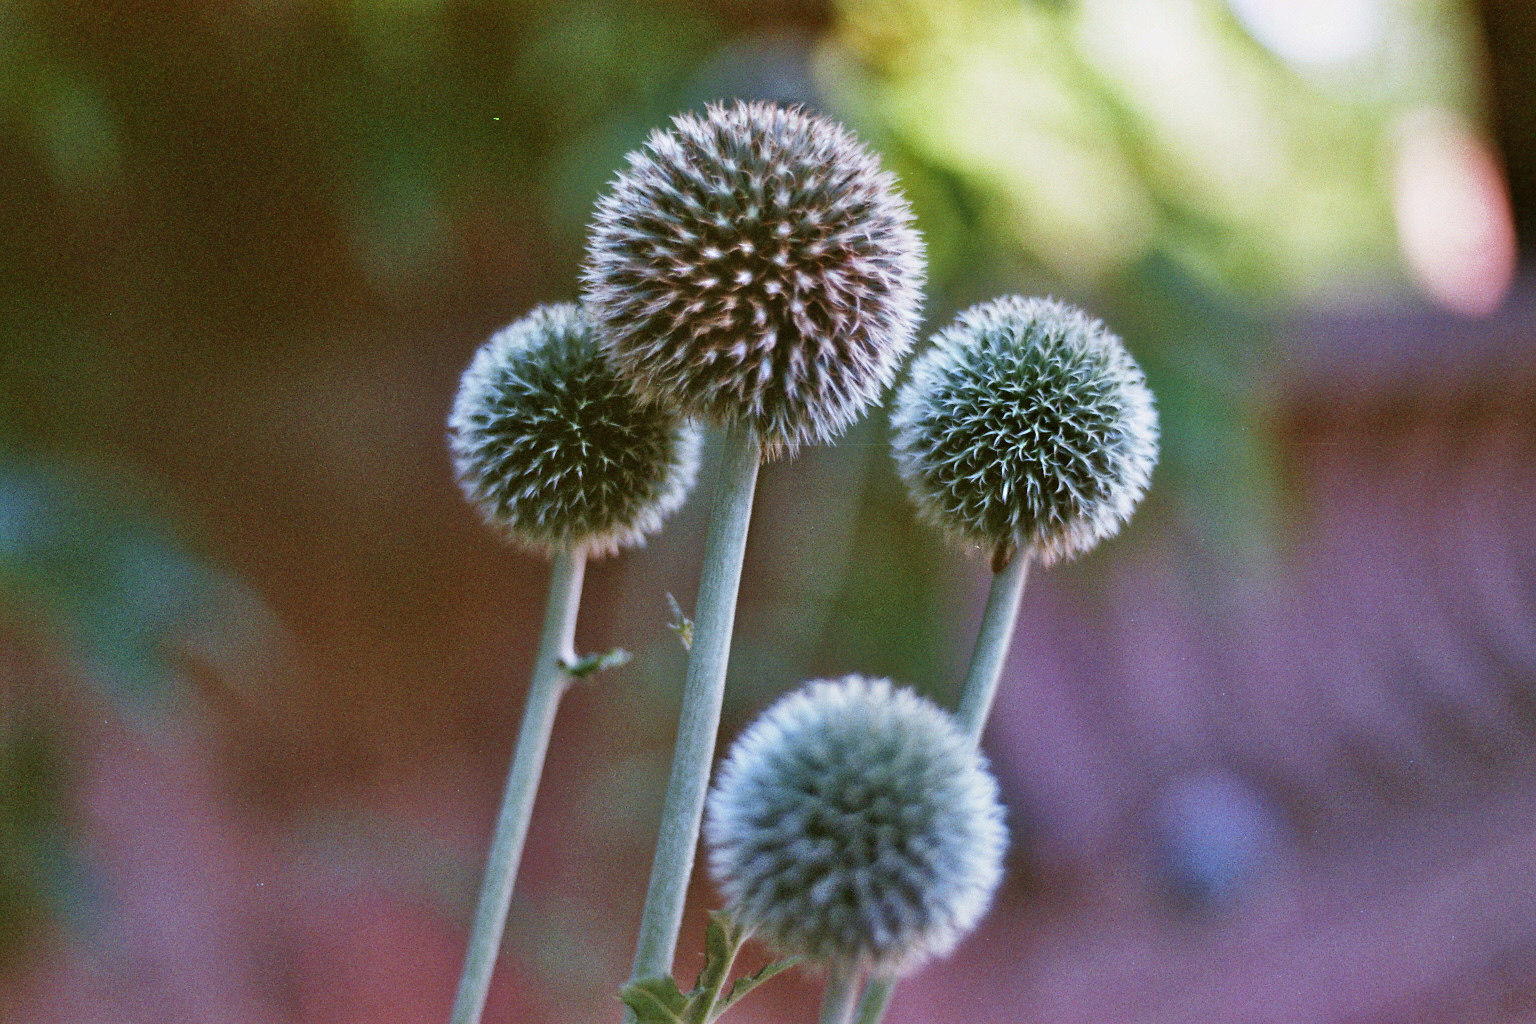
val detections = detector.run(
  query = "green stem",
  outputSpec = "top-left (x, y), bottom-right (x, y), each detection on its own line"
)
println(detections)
top-left (954, 550), bottom-right (1031, 741)
top-left (854, 549), bottom-right (1031, 1024)
top-left (819, 965), bottom-right (862, 1024)
top-left (449, 547), bottom-right (587, 1024)
top-left (626, 422), bottom-right (761, 1006)
top-left (852, 975), bottom-right (895, 1024)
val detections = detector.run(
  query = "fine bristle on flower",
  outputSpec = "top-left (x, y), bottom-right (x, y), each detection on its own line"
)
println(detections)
top-left (890, 296), bottom-right (1159, 567)
top-left (448, 303), bottom-right (700, 558)
top-left (704, 676), bottom-right (1006, 975)
top-left (581, 101), bottom-right (925, 456)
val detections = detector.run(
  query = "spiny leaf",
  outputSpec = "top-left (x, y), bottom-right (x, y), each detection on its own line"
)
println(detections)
top-left (697, 914), bottom-right (743, 1000)
top-left (620, 912), bottom-right (797, 1024)
top-left (684, 910), bottom-right (744, 1018)
top-left (718, 955), bottom-right (802, 1014)
top-left (619, 975), bottom-right (689, 1024)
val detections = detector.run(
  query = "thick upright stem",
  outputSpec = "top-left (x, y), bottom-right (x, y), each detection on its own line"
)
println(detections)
top-left (449, 547), bottom-right (587, 1024)
top-left (819, 965), bottom-right (862, 1024)
top-left (626, 422), bottom-right (761, 1005)
top-left (954, 551), bottom-right (1030, 741)
top-left (854, 550), bottom-right (1031, 1024)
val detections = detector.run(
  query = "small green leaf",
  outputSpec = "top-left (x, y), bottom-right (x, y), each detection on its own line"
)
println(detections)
top-left (619, 975), bottom-right (689, 1024)
top-left (559, 647), bottom-right (631, 679)
top-left (684, 910), bottom-right (743, 1019)
top-left (700, 910), bottom-right (742, 988)
top-left (620, 912), bottom-right (796, 1024)
top-left (666, 592), bottom-right (693, 651)
top-left (717, 955), bottom-right (802, 1015)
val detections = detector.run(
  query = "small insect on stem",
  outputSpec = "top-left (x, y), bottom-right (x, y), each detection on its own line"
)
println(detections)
top-left (666, 592), bottom-right (694, 651)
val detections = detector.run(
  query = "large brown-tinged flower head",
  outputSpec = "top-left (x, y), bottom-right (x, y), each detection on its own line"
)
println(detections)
top-left (448, 303), bottom-right (700, 558)
top-left (581, 101), bottom-right (925, 455)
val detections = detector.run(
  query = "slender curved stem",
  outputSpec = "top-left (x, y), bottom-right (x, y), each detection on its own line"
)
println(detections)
top-left (626, 422), bottom-right (761, 1009)
top-left (449, 547), bottom-right (587, 1024)
top-left (853, 550), bottom-right (1031, 1024)
top-left (954, 550), bottom-right (1030, 741)
top-left (819, 965), bottom-right (862, 1024)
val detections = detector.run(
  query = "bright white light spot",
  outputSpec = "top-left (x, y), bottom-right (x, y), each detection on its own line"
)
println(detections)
top-left (1227, 0), bottom-right (1381, 67)
top-left (1392, 107), bottom-right (1516, 317)
top-left (1077, 0), bottom-right (1283, 220)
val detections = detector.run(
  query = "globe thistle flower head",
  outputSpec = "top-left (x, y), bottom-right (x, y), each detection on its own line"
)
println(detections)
top-left (581, 101), bottom-right (925, 457)
top-left (448, 303), bottom-right (700, 558)
top-left (705, 676), bottom-right (1006, 975)
top-left (891, 296), bottom-right (1159, 568)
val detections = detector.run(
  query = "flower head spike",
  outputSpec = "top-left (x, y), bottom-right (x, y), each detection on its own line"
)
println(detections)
top-left (891, 296), bottom-right (1159, 567)
top-left (449, 303), bottom-right (700, 557)
top-left (705, 676), bottom-right (1006, 975)
top-left (581, 101), bottom-right (925, 456)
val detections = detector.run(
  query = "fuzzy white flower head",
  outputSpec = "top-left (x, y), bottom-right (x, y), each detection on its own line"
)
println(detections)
top-left (448, 303), bottom-right (700, 558)
top-left (581, 101), bottom-right (925, 456)
top-left (705, 676), bottom-right (1006, 975)
top-left (891, 296), bottom-right (1159, 568)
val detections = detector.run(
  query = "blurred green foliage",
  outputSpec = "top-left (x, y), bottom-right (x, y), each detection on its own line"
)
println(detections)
top-left (334, 0), bottom-right (727, 287)
top-left (0, 457), bottom-right (295, 959)
top-left (808, 0), bottom-right (1482, 575)
top-left (817, 0), bottom-right (1480, 301)
top-left (0, 461), bottom-right (214, 704)
top-left (0, 711), bottom-right (77, 968)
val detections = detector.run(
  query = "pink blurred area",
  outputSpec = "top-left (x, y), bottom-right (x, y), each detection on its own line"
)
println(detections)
top-left (9, 722), bottom-right (490, 1024)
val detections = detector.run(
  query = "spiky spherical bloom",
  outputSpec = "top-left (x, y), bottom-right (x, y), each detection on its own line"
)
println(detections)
top-left (581, 101), bottom-right (925, 455)
top-left (704, 676), bottom-right (1006, 975)
top-left (448, 303), bottom-right (700, 558)
top-left (891, 296), bottom-right (1159, 568)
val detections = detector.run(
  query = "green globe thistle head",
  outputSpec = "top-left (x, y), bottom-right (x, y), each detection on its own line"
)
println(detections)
top-left (704, 675), bottom-right (1006, 975)
top-left (448, 303), bottom-right (700, 558)
top-left (581, 100), bottom-right (925, 457)
top-left (891, 296), bottom-right (1159, 569)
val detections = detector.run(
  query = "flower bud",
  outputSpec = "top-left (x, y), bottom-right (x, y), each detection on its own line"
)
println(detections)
top-left (449, 303), bottom-right (700, 557)
top-left (891, 296), bottom-right (1158, 567)
top-left (705, 676), bottom-right (1006, 974)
